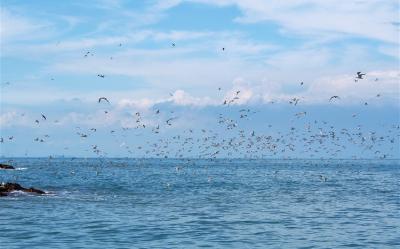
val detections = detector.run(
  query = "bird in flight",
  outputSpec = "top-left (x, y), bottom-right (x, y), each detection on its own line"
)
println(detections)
top-left (41, 114), bottom-right (47, 120)
top-left (356, 72), bottom-right (366, 79)
top-left (98, 97), bottom-right (110, 103)
top-left (295, 111), bottom-right (307, 117)
top-left (166, 117), bottom-right (177, 126)
top-left (172, 43), bottom-right (175, 47)
top-left (329, 96), bottom-right (340, 101)
top-left (289, 97), bottom-right (300, 106)
top-left (97, 74), bottom-right (105, 78)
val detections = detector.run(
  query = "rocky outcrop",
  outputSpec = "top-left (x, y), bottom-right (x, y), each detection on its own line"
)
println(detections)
top-left (0, 163), bottom-right (15, 170)
top-left (0, 182), bottom-right (45, 197)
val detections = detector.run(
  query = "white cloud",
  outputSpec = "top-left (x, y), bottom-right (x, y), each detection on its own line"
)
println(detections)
top-left (170, 89), bottom-right (217, 106)
top-left (0, 8), bottom-right (49, 43)
top-left (179, 0), bottom-right (399, 43)
top-left (0, 111), bottom-right (18, 127)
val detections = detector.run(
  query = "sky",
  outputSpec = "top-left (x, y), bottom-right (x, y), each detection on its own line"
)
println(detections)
top-left (0, 0), bottom-right (399, 158)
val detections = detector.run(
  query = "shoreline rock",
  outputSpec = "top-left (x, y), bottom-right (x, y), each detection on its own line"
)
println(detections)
top-left (0, 163), bottom-right (15, 170)
top-left (0, 182), bottom-right (46, 197)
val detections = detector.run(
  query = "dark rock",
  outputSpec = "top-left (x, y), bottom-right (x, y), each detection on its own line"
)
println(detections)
top-left (0, 163), bottom-right (15, 170)
top-left (0, 182), bottom-right (46, 196)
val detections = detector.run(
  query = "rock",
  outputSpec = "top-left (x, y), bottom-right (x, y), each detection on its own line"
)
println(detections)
top-left (0, 163), bottom-right (15, 170)
top-left (0, 182), bottom-right (46, 196)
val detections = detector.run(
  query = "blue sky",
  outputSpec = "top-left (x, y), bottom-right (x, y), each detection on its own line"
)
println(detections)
top-left (1, 0), bottom-right (399, 158)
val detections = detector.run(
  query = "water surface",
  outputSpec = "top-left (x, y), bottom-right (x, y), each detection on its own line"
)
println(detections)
top-left (1, 158), bottom-right (399, 248)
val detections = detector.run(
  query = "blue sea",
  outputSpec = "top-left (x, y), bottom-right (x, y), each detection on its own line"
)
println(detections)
top-left (1, 158), bottom-right (399, 248)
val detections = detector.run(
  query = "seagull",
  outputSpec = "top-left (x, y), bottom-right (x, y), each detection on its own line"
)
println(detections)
top-left (329, 96), bottom-right (340, 101)
top-left (166, 117), bottom-right (177, 126)
top-left (41, 114), bottom-right (47, 120)
top-left (290, 98), bottom-right (300, 106)
top-left (356, 72), bottom-right (366, 79)
top-left (98, 97), bottom-right (110, 103)
top-left (295, 111), bottom-right (307, 117)
top-left (319, 175), bottom-right (327, 182)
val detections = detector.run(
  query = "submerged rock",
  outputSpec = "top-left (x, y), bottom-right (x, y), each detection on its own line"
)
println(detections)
top-left (0, 182), bottom-right (45, 197)
top-left (0, 163), bottom-right (15, 170)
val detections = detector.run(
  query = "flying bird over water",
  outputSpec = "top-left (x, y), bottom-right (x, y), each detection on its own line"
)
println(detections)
top-left (98, 97), bottom-right (110, 103)
top-left (166, 117), bottom-right (177, 126)
top-left (295, 112), bottom-right (307, 117)
top-left (289, 98), bottom-right (300, 106)
top-left (356, 72), bottom-right (366, 79)
top-left (97, 74), bottom-right (105, 78)
top-left (329, 96), bottom-right (340, 101)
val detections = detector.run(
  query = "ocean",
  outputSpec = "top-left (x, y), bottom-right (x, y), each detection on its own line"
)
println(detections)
top-left (1, 158), bottom-right (399, 248)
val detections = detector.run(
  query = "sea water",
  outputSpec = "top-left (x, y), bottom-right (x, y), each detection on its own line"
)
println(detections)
top-left (0, 158), bottom-right (399, 248)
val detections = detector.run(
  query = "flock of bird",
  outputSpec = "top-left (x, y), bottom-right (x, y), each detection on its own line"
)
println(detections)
top-left (1, 43), bottom-right (399, 160)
